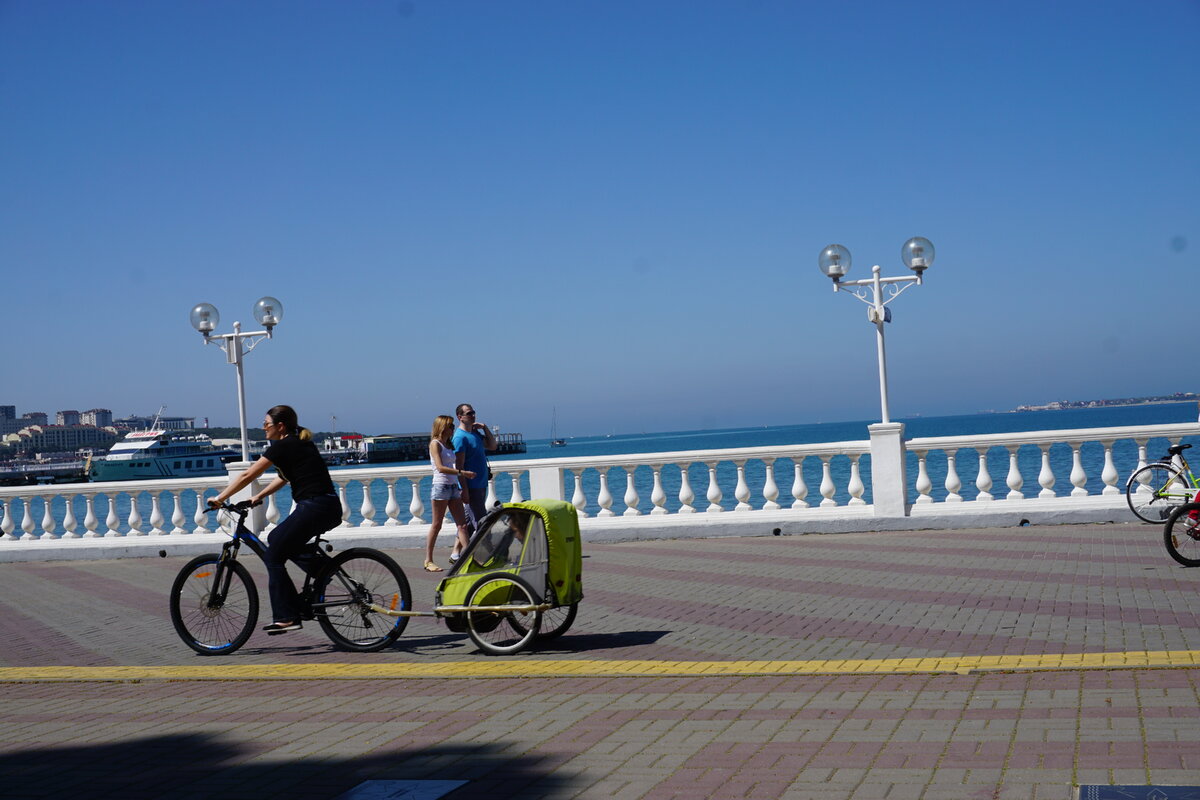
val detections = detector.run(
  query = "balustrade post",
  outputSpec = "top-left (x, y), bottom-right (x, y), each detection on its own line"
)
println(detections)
top-left (408, 477), bottom-right (425, 525)
top-left (571, 471), bottom-right (588, 517)
top-left (20, 499), bottom-right (36, 540)
top-left (623, 467), bottom-right (641, 516)
top-left (762, 458), bottom-right (781, 511)
top-left (63, 495), bottom-right (81, 538)
top-left (149, 494), bottom-right (166, 535)
top-left (819, 456), bottom-right (836, 507)
top-left (485, 476), bottom-right (498, 511)
top-left (1, 499), bottom-right (16, 540)
top-left (705, 462), bottom-right (723, 512)
top-left (650, 465), bottom-right (668, 515)
top-left (1005, 446), bottom-right (1024, 500)
top-left (192, 493), bottom-right (211, 535)
top-left (914, 450), bottom-right (933, 504)
top-left (868, 422), bottom-right (908, 516)
top-left (734, 461), bottom-right (752, 511)
top-left (1038, 446), bottom-right (1056, 498)
top-left (359, 480), bottom-right (379, 527)
top-left (106, 495), bottom-right (123, 537)
top-left (264, 494), bottom-right (280, 530)
top-left (127, 493), bottom-right (144, 536)
top-left (847, 456), bottom-right (866, 506)
top-left (170, 492), bottom-right (188, 535)
top-left (384, 480), bottom-right (401, 526)
top-left (83, 494), bottom-right (101, 537)
top-left (1100, 440), bottom-right (1120, 495)
top-left (944, 453), bottom-right (963, 503)
top-left (336, 482), bottom-right (351, 528)
top-left (596, 469), bottom-right (615, 517)
top-left (975, 449), bottom-right (994, 502)
top-left (1069, 445), bottom-right (1088, 497)
top-left (40, 496), bottom-right (58, 540)
top-left (677, 464), bottom-right (696, 513)
top-left (791, 459), bottom-right (809, 508)
top-left (509, 472), bottom-right (526, 504)
top-left (1134, 440), bottom-right (1148, 473)
top-left (529, 466), bottom-right (565, 502)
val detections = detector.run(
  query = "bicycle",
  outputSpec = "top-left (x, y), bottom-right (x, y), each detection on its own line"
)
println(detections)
top-left (1163, 501), bottom-right (1200, 566)
top-left (169, 501), bottom-right (412, 655)
top-left (1125, 443), bottom-right (1200, 523)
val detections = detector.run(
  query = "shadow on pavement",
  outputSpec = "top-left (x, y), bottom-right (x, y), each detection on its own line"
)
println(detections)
top-left (527, 630), bottom-right (671, 654)
top-left (0, 731), bottom-right (578, 800)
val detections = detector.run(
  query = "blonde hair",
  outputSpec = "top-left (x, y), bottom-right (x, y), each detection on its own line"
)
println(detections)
top-left (431, 415), bottom-right (456, 443)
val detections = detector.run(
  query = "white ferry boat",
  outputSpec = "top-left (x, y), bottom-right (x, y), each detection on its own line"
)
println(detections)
top-left (88, 430), bottom-right (240, 482)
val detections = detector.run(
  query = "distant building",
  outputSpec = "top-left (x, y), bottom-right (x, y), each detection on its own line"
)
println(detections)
top-left (2, 424), bottom-right (120, 455)
top-left (22, 412), bottom-right (48, 426)
top-left (57, 410), bottom-right (81, 426)
top-left (81, 408), bottom-right (114, 427)
top-left (0, 406), bottom-right (14, 421)
top-left (114, 414), bottom-right (196, 431)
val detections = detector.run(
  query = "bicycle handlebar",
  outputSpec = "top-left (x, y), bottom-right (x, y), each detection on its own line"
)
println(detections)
top-left (206, 499), bottom-right (262, 514)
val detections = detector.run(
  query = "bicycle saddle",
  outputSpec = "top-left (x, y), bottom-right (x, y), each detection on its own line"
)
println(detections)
top-left (1168, 444), bottom-right (1192, 456)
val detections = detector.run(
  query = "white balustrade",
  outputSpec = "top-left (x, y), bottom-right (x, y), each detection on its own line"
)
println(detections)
top-left (623, 468), bottom-right (641, 516)
top-left (650, 465), bottom-right (668, 515)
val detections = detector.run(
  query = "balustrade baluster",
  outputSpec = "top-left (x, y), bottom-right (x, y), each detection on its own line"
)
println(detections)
top-left (486, 476), bottom-right (498, 510)
top-left (408, 477), bottom-right (425, 525)
top-left (106, 495), bottom-right (123, 537)
top-left (149, 494), bottom-right (166, 535)
top-left (336, 482), bottom-right (351, 527)
top-left (1038, 446), bottom-right (1056, 498)
top-left (83, 494), bottom-right (101, 537)
top-left (1005, 446), bottom-right (1024, 500)
top-left (1134, 439), bottom-right (1148, 473)
top-left (39, 496), bottom-right (57, 539)
top-left (819, 456), bottom-right (836, 507)
top-left (596, 469), bottom-right (615, 517)
top-left (20, 499), bottom-right (36, 540)
top-left (571, 472), bottom-right (588, 517)
top-left (847, 456), bottom-right (866, 506)
top-left (705, 462), bottom-right (723, 512)
top-left (944, 453), bottom-right (962, 503)
top-left (509, 472), bottom-right (525, 504)
top-left (650, 465), bottom-right (667, 515)
top-left (677, 464), bottom-right (696, 513)
top-left (170, 492), bottom-right (188, 535)
top-left (1069, 444), bottom-right (1088, 497)
top-left (734, 461), bottom-right (752, 511)
top-left (914, 450), bottom-right (933, 503)
top-left (1100, 441), bottom-right (1120, 495)
top-left (128, 493), bottom-right (144, 535)
top-left (359, 480), bottom-right (379, 527)
top-left (791, 459), bottom-right (809, 508)
top-left (384, 480), bottom-right (401, 526)
top-left (762, 458), bottom-right (780, 511)
top-left (1, 499), bottom-right (16, 540)
top-left (623, 467), bottom-right (641, 516)
top-left (192, 493), bottom-right (211, 535)
top-left (63, 495), bottom-right (81, 538)
top-left (975, 449), bottom-right (994, 501)
top-left (265, 494), bottom-right (280, 530)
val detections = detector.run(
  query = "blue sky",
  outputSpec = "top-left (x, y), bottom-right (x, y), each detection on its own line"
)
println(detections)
top-left (1, 1), bottom-right (1196, 438)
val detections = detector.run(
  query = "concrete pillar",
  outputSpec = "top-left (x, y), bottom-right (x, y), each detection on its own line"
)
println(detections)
top-left (528, 465), bottom-right (565, 501)
top-left (224, 461), bottom-right (267, 532)
top-left (868, 423), bottom-right (908, 517)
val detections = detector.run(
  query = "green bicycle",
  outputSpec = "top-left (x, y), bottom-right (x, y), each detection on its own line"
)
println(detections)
top-left (1125, 443), bottom-right (1199, 523)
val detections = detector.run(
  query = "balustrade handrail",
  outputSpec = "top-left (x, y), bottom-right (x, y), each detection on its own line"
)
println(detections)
top-left (907, 421), bottom-right (1199, 451)
top-left (0, 474), bottom-right (228, 500)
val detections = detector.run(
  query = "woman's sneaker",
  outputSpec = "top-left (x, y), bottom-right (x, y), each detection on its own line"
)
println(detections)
top-left (263, 621), bottom-right (302, 635)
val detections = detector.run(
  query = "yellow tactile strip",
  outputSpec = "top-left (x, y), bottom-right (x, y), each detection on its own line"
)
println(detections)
top-left (3, 650), bottom-right (1199, 683)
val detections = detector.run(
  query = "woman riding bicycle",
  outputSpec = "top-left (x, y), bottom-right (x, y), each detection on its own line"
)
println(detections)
top-left (209, 404), bottom-right (341, 634)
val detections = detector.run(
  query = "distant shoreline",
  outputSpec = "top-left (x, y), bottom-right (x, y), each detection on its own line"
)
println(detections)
top-left (1013, 395), bottom-right (1198, 412)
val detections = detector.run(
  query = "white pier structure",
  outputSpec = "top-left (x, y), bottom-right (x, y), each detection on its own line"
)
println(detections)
top-left (1, 421), bottom-right (1195, 562)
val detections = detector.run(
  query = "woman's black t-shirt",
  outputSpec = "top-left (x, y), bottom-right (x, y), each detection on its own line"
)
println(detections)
top-left (263, 435), bottom-right (336, 502)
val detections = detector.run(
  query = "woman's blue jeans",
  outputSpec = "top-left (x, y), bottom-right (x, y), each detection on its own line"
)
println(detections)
top-left (265, 495), bottom-right (342, 623)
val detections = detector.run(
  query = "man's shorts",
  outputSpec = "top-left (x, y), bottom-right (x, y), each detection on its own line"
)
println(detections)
top-left (431, 482), bottom-right (462, 501)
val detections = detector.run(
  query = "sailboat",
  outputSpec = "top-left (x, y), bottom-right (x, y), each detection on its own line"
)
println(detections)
top-left (550, 407), bottom-right (566, 447)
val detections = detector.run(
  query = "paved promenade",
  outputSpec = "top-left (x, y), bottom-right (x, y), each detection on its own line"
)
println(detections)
top-left (2, 521), bottom-right (1199, 799)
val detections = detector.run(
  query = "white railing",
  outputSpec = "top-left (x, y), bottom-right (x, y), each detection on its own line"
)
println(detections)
top-left (2, 421), bottom-right (1196, 548)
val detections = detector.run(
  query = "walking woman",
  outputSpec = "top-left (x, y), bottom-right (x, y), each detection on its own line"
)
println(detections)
top-left (209, 405), bottom-right (341, 634)
top-left (424, 414), bottom-right (474, 572)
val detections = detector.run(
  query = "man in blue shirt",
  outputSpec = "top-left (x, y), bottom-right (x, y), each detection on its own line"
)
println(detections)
top-left (452, 402), bottom-right (497, 529)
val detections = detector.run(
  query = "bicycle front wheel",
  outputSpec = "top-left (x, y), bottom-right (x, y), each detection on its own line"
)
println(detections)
top-left (1126, 463), bottom-right (1194, 523)
top-left (170, 554), bottom-right (258, 656)
top-left (465, 573), bottom-right (541, 656)
top-left (1164, 502), bottom-right (1200, 567)
top-left (315, 548), bottom-right (411, 652)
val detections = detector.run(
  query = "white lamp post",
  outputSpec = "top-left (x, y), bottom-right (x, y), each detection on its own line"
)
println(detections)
top-left (189, 297), bottom-right (284, 462)
top-left (818, 238), bottom-right (935, 424)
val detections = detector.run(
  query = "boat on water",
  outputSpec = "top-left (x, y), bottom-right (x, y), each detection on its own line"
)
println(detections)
top-left (550, 408), bottom-right (566, 447)
top-left (88, 430), bottom-right (240, 482)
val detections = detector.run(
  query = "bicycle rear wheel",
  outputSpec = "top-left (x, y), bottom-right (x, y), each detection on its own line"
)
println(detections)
top-left (1126, 462), bottom-right (1194, 523)
top-left (1164, 503), bottom-right (1200, 567)
top-left (314, 548), bottom-right (411, 652)
top-left (170, 554), bottom-right (258, 655)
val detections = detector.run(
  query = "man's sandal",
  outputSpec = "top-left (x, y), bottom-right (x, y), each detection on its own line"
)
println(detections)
top-left (423, 561), bottom-right (443, 572)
